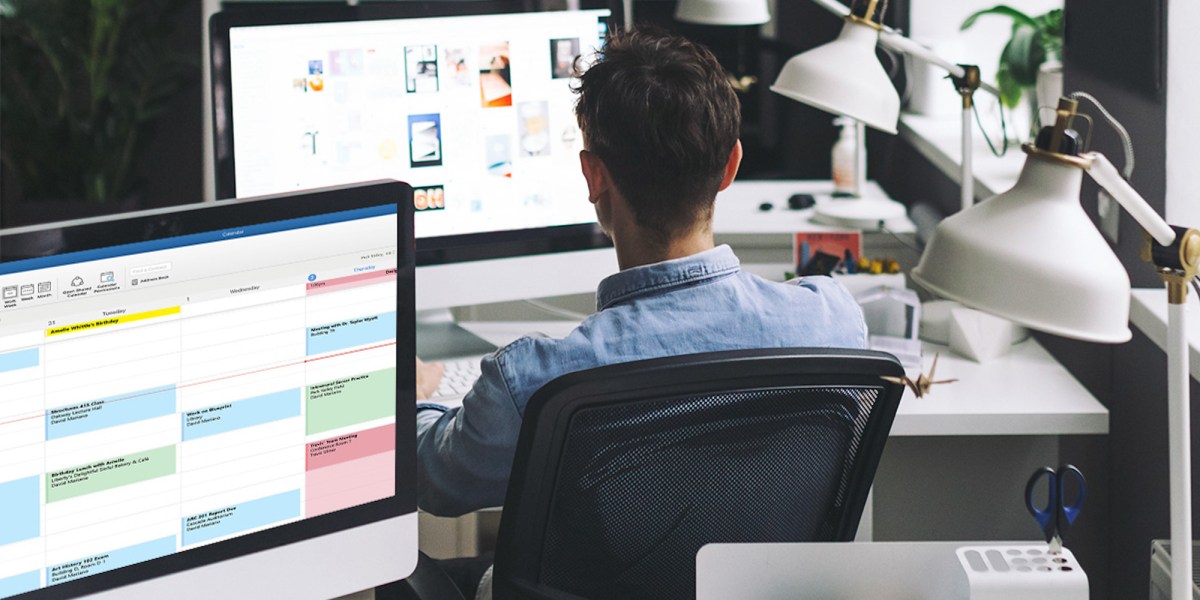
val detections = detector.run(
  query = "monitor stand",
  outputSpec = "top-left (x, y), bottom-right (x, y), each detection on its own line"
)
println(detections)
top-left (415, 309), bottom-right (498, 360)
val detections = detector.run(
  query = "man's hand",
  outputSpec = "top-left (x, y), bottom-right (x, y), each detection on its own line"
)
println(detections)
top-left (416, 358), bottom-right (445, 401)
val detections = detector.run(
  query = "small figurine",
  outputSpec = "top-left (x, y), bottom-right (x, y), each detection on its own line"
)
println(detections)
top-left (880, 353), bottom-right (958, 398)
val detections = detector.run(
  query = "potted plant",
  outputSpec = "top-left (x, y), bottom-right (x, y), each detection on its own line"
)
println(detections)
top-left (0, 0), bottom-right (195, 225)
top-left (961, 5), bottom-right (1064, 131)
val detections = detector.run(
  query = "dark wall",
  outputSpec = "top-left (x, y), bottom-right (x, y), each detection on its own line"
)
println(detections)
top-left (1059, 1), bottom-right (1169, 598)
top-left (1063, 7), bottom-right (1166, 289)
top-left (769, 0), bottom-right (842, 179)
top-left (141, 0), bottom-right (206, 210)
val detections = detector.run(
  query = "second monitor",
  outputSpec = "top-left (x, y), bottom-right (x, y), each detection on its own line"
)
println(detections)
top-left (212, 6), bottom-right (618, 355)
top-left (212, 7), bottom-right (616, 298)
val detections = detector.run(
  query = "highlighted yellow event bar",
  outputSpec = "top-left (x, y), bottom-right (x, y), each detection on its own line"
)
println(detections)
top-left (47, 306), bottom-right (180, 337)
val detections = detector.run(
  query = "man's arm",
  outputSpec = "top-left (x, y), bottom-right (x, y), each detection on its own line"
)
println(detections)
top-left (415, 351), bottom-right (523, 517)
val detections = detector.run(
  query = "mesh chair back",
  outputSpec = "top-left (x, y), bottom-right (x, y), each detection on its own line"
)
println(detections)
top-left (492, 348), bottom-right (904, 600)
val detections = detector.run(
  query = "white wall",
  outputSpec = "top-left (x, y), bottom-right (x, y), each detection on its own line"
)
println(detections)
top-left (908, 0), bottom-right (1062, 66)
top-left (905, 0), bottom-right (1062, 118)
top-left (1167, 0), bottom-right (1200, 226)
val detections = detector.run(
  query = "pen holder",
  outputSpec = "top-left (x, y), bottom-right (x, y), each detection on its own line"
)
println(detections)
top-left (956, 544), bottom-right (1088, 600)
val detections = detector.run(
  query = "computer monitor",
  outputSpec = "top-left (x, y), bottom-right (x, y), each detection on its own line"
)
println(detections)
top-left (209, 5), bottom-right (618, 319)
top-left (0, 180), bottom-right (416, 599)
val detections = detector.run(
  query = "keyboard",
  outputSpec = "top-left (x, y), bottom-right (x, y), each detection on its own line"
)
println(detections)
top-left (428, 356), bottom-right (485, 407)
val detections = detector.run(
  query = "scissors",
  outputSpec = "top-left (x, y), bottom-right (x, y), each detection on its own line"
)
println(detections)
top-left (1024, 464), bottom-right (1086, 554)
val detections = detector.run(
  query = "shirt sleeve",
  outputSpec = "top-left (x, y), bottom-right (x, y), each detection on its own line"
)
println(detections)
top-left (415, 350), bottom-right (524, 517)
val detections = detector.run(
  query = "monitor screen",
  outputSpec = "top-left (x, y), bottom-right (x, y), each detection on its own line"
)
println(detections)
top-left (213, 8), bottom-right (609, 243)
top-left (0, 181), bottom-right (416, 599)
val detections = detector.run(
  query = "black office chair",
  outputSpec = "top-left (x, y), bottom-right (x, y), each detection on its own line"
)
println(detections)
top-left (389, 347), bottom-right (904, 600)
top-left (493, 347), bottom-right (904, 600)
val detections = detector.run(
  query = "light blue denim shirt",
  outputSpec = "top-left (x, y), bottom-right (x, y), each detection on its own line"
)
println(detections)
top-left (415, 244), bottom-right (867, 516)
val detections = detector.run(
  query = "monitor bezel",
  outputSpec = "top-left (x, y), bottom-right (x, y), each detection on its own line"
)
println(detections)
top-left (0, 180), bottom-right (416, 600)
top-left (208, 2), bottom-right (614, 268)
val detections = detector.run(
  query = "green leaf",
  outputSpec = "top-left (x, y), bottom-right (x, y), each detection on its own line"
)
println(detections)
top-left (996, 65), bottom-right (1023, 109)
top-left (961, 5), bottom-right (1038, 31)
top-left (1001, 25), bottom-right (1044, 86)
top-left (1037, 9), bottom-right (1065, 37)
top-left (1036, 9), bottom-right (1065, 60)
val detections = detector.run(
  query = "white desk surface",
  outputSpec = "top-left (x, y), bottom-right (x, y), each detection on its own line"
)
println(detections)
top-left (714, 180), bottom-right (917, 234)
top-left (458, 320), bottom-right (1108, 438)
top-left (1131, 287), bottom-right (1200, 380)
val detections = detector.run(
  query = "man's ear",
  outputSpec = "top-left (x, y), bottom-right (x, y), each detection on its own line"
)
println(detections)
top-left (579, 149), bottom-right (611, 205)
top-left (717, 139), bottom-right (743, 192)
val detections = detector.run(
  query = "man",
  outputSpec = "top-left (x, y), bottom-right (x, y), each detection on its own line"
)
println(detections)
top-left (416, 27), bottom-right (866, 519)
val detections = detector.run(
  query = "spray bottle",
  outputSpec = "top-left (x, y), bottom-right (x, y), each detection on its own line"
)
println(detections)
top-left (831, 116), bottom-right (859, 197)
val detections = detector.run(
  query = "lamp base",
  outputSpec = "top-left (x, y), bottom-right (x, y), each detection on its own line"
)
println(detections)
top-left (812, 198), bottom-right (907, 230)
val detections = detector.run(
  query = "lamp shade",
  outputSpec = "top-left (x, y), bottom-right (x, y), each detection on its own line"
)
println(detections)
top-left (910, 153), bottom-right (1134, 343)
top-left (770, 21), bottom-right (900, 134)
top-left (674, 0), bottom-right (769, 25)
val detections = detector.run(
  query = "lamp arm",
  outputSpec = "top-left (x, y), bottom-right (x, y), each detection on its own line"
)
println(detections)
top-left (879, 33), bottom-right (960, 79)
top-left (809, 0), bottom-right (851, 18)
top-left (880, 32), bottom-right (1002, 98)
top-left (1084, 151), bottom-right (1175, 247)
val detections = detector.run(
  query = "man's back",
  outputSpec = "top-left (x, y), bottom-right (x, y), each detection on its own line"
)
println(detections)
top-left (416, 245), bottom-right (865, 516)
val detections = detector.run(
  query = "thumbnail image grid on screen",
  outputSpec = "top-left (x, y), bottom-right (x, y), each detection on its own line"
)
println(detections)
top-left (224, 10), bottom-right (608, 241)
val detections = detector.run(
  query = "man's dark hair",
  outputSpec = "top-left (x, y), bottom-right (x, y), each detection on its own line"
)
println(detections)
top-left (573, 27), bottom-right (740, 242)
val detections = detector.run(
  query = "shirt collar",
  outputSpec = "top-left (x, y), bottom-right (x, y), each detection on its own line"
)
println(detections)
top-left (596, 244), bottom-right (741, 311)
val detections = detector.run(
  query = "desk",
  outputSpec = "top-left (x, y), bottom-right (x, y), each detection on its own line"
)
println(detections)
top-left (713, 179), bottom-right (916, 235)
top-left (460, 321), bottom-right (1108, 438)
top-left (712, 180), bottom-right (919, 272)
top-left (456, 320), bottom-right (1107, 543)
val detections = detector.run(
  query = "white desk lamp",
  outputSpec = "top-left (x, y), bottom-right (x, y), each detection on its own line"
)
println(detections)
top-left (757, 0), bottom-right (1002, 226)
top-left (656, 0), bottom-right (771, 30)
top-left (674, 0), bottom-right (769, 26)
top-left (913, 96), bottom-right (1199, 599)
